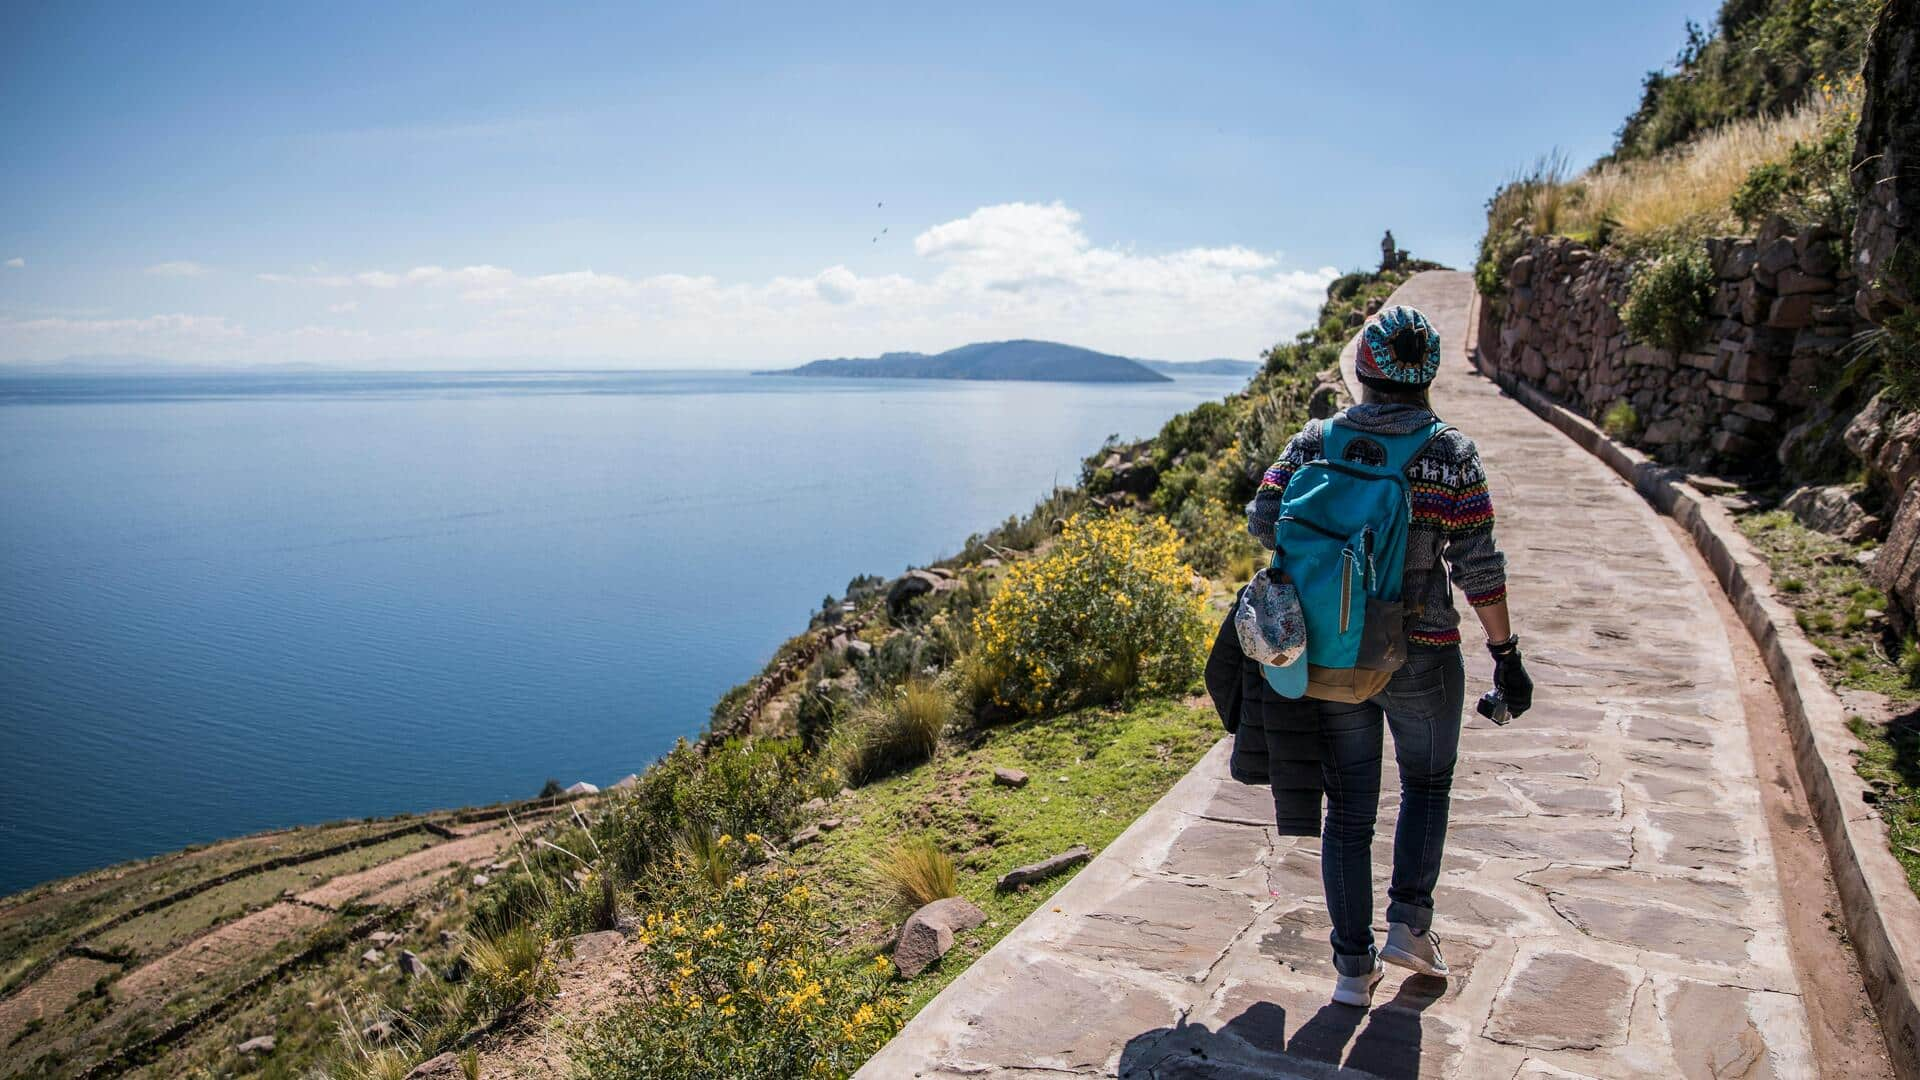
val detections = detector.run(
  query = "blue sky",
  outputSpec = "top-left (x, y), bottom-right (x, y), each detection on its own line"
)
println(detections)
top-left (0, 1), bottom-right (1713, 368)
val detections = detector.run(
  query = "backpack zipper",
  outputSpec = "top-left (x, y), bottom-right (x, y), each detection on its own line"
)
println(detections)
top-left (1277, 514), bottom-right (1346, 541)
top-left (1339, 549), bottom-right (1353, 634)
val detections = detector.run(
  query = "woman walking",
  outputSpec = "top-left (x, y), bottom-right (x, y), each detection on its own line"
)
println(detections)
top-left (1245, 304), bottom-right (1533, 1007)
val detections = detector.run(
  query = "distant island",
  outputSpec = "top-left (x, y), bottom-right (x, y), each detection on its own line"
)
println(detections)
top-left (756, 339), bottom-right (1172, 383)
top-left (1139, 358), bottom-right (1261, 376)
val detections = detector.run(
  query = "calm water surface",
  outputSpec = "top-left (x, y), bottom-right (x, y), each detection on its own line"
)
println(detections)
top-left (0, 369), bottom-right (1240, 894)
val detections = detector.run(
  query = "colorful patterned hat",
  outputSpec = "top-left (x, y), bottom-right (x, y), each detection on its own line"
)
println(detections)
top-left (1355, 305), bottom-right (1441, 387)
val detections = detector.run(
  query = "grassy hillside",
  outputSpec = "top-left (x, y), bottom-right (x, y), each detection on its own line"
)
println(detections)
top-left (0, 252), bottom-right (1417, 1079)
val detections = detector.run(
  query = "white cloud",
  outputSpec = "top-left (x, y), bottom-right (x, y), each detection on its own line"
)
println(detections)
top-left (145, 260), bottom-right (209, 278)
top-left (3, 257), bottom-right (23, 269)
top-left (13, 203), bottom-right (1338, 366)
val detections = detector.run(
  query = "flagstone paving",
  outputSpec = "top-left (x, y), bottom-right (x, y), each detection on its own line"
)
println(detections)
top-left (856, 271), bottom-right (1820, 1079)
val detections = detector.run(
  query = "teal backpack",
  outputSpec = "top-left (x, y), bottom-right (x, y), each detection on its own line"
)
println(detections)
top-left (1262, 412), bottom-right (1452, 702)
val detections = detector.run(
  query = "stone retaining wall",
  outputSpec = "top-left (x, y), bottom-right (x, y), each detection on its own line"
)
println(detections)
top-left (1482, 221), bottom-right (1860, 473)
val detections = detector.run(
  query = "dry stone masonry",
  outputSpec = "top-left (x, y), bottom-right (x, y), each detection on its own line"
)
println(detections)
top-left (1482, 219), bottom-right (1858, 472)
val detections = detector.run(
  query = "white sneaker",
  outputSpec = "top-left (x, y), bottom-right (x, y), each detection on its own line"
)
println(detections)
top-left (1331, 957), bottom-right (1385, 1007)
top-left (1380, 921), bottom-right (1449, 978)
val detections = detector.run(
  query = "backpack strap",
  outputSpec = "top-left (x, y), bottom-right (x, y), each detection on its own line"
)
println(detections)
top-left (1389, 420), bottom-right (1454, 477)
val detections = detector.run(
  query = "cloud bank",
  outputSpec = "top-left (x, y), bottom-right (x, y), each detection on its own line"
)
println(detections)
top-left (1, 203), bottom-right (1337, 367)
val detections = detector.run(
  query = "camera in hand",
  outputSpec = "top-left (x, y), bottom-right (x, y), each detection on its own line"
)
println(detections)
top-left (1477, 687), bottom-right (1511, 726)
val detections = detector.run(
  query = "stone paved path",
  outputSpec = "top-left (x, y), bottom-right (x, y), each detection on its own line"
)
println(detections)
top-left (857, 271), bottom-right (1819, 1079)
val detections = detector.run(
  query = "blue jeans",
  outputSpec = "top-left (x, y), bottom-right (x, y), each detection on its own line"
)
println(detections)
top-left (1318, 645), bottom-right (1464, 976)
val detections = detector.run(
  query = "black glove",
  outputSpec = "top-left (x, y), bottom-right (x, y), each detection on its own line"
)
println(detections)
top-left (1488, 636), bottom-right (1533, 717)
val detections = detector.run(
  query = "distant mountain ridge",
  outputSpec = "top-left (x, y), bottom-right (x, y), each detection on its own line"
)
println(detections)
top-left (1138, 358), bottom-right (1260, 376)
top-left (757, 339), bottom-right (1172, 383)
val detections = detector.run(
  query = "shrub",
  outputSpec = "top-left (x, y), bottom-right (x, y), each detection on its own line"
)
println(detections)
top-left (1612, 4), bottom-right (1872, 162)
top-left (596, 738), bottom-right (817, 883)
top-left (969, 513), bottom-right (1207, 715)
top-left (1174, 497), bottom-right (1263, 578)
top-left (875, 836), bottom-right (958, 912)
top-left (1621, 243), bottom-right (1715, 353)
top-left (1601, 400), bottom-right (1641, 440)
top-left (569, 862), bottom-right (904, 1080)
top-left (465, 925), bottom-right (556, 1017)
top-left (829, 680), bottom-right (951, 785)
top-left (1730, 108), bottom-right (1855, 229)
top-left (544, 866), bottom-right (620, 936)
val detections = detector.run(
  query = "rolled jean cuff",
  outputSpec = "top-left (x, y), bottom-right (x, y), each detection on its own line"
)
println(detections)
top-left (1332, 945), bottom-right (1377, 978)
top-left (1386, 900), bottom-right (1432, 935)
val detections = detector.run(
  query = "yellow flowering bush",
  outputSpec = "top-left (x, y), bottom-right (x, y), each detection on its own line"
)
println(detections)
top-left (969, 512), bottom-right (1207, 715)
top-left (570, 861), bottom-right (903, 1079)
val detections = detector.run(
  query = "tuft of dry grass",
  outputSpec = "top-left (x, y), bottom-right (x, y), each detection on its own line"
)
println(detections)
top-left (1499, 88), bottom-right (1855, 245)
top-left (875, 835), bottom-right (958, 912)
top-left (831, 680), bottom-right (952, 785)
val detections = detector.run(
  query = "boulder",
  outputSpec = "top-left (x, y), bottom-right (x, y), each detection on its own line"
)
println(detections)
top-left (992, 767), bottom-right (1030, 788)
top-left (367, 931), bottom-right (400, 948)
top-left (1108, 459), bottom-right (1161, 497)
top-left (995, 845), bottom-right (1093, 891)
top-left (361, 1020), bottom-right (395, 1045)
top-left (610, 773), bottom-right (639, 790)
top-left (1873, 487), bottom-right (1920, 628)
top-left (846, 639), bottom-right (873, 658)
top-left (818, 818), bottom-right (843, 832)
top-left (359, 948), bottom-right (385, 967)
top-left (892, 896), bottom-right (988, 978)
top-left (1307, 381), bottom-right (1341, 419)
top-left (1781, 484), bottom-right (1885, 543)
top-left (790, 825), bottom-right (822, 848)
top-left (563, 781), bottom-right (599, 796)
top-left (235, 1035), bottom-right (276, 1055)
top-left (398, 949), bottom-right (433, 980)
top-left (406, 1054), bottom-right (466, 1080)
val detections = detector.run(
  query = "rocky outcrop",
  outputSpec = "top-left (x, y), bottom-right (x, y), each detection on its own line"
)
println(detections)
top-left (1851, 0), bottom-right (1920, 322)
top-left (1484, 222), bottom-right (1860, 475)
top-left (1782, 484), bottom-right (1884, 543)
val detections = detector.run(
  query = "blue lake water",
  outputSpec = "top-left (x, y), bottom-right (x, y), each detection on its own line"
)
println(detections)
top-left (0, 369), bottom-right (1242, 895)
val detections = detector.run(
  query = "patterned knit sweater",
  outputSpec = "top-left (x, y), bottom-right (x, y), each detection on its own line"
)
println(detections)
top-left (1245, 403), bottom-right (1507, 648)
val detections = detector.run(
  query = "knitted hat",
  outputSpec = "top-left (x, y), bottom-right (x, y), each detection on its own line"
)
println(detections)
top-left (1355, 305), bottom-right (1441, 388)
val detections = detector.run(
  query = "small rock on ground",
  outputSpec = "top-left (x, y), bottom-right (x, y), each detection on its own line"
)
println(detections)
top-left (992, 767), bottom-right (1029, 788)
top-left (995, 845), bottom-right (1091, 891)
top-left (234, 1035), bottom-right (276, 1055)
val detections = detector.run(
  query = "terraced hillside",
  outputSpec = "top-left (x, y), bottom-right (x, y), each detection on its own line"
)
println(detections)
top-left (0, 799), bottom-right (580, 1078)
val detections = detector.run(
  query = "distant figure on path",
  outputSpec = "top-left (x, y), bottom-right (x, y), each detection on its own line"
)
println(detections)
top-left (1245, 304), bottom-right (1533, 1007)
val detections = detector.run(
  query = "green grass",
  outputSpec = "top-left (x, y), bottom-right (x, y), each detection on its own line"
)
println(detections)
top-left (788, 694), bottom-right (1220, 1013)
top-left (1739, 511), bottom-right (1917, 700)
top-left (1847, 713), bottom-right (1920, 895)
top-left (1742, 508), bottom-right (1920, 897)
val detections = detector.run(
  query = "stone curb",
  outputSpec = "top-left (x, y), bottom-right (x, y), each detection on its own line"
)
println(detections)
top-left (1468, 338), bottom-right (1920, 1076)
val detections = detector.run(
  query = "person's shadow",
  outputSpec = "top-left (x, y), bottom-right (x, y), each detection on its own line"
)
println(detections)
top-left (1116, 974), bottom-right (1445, 1078)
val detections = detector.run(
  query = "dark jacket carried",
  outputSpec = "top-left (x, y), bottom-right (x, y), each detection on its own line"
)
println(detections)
top-left (1204, 592), bottom-right (1326, 836)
